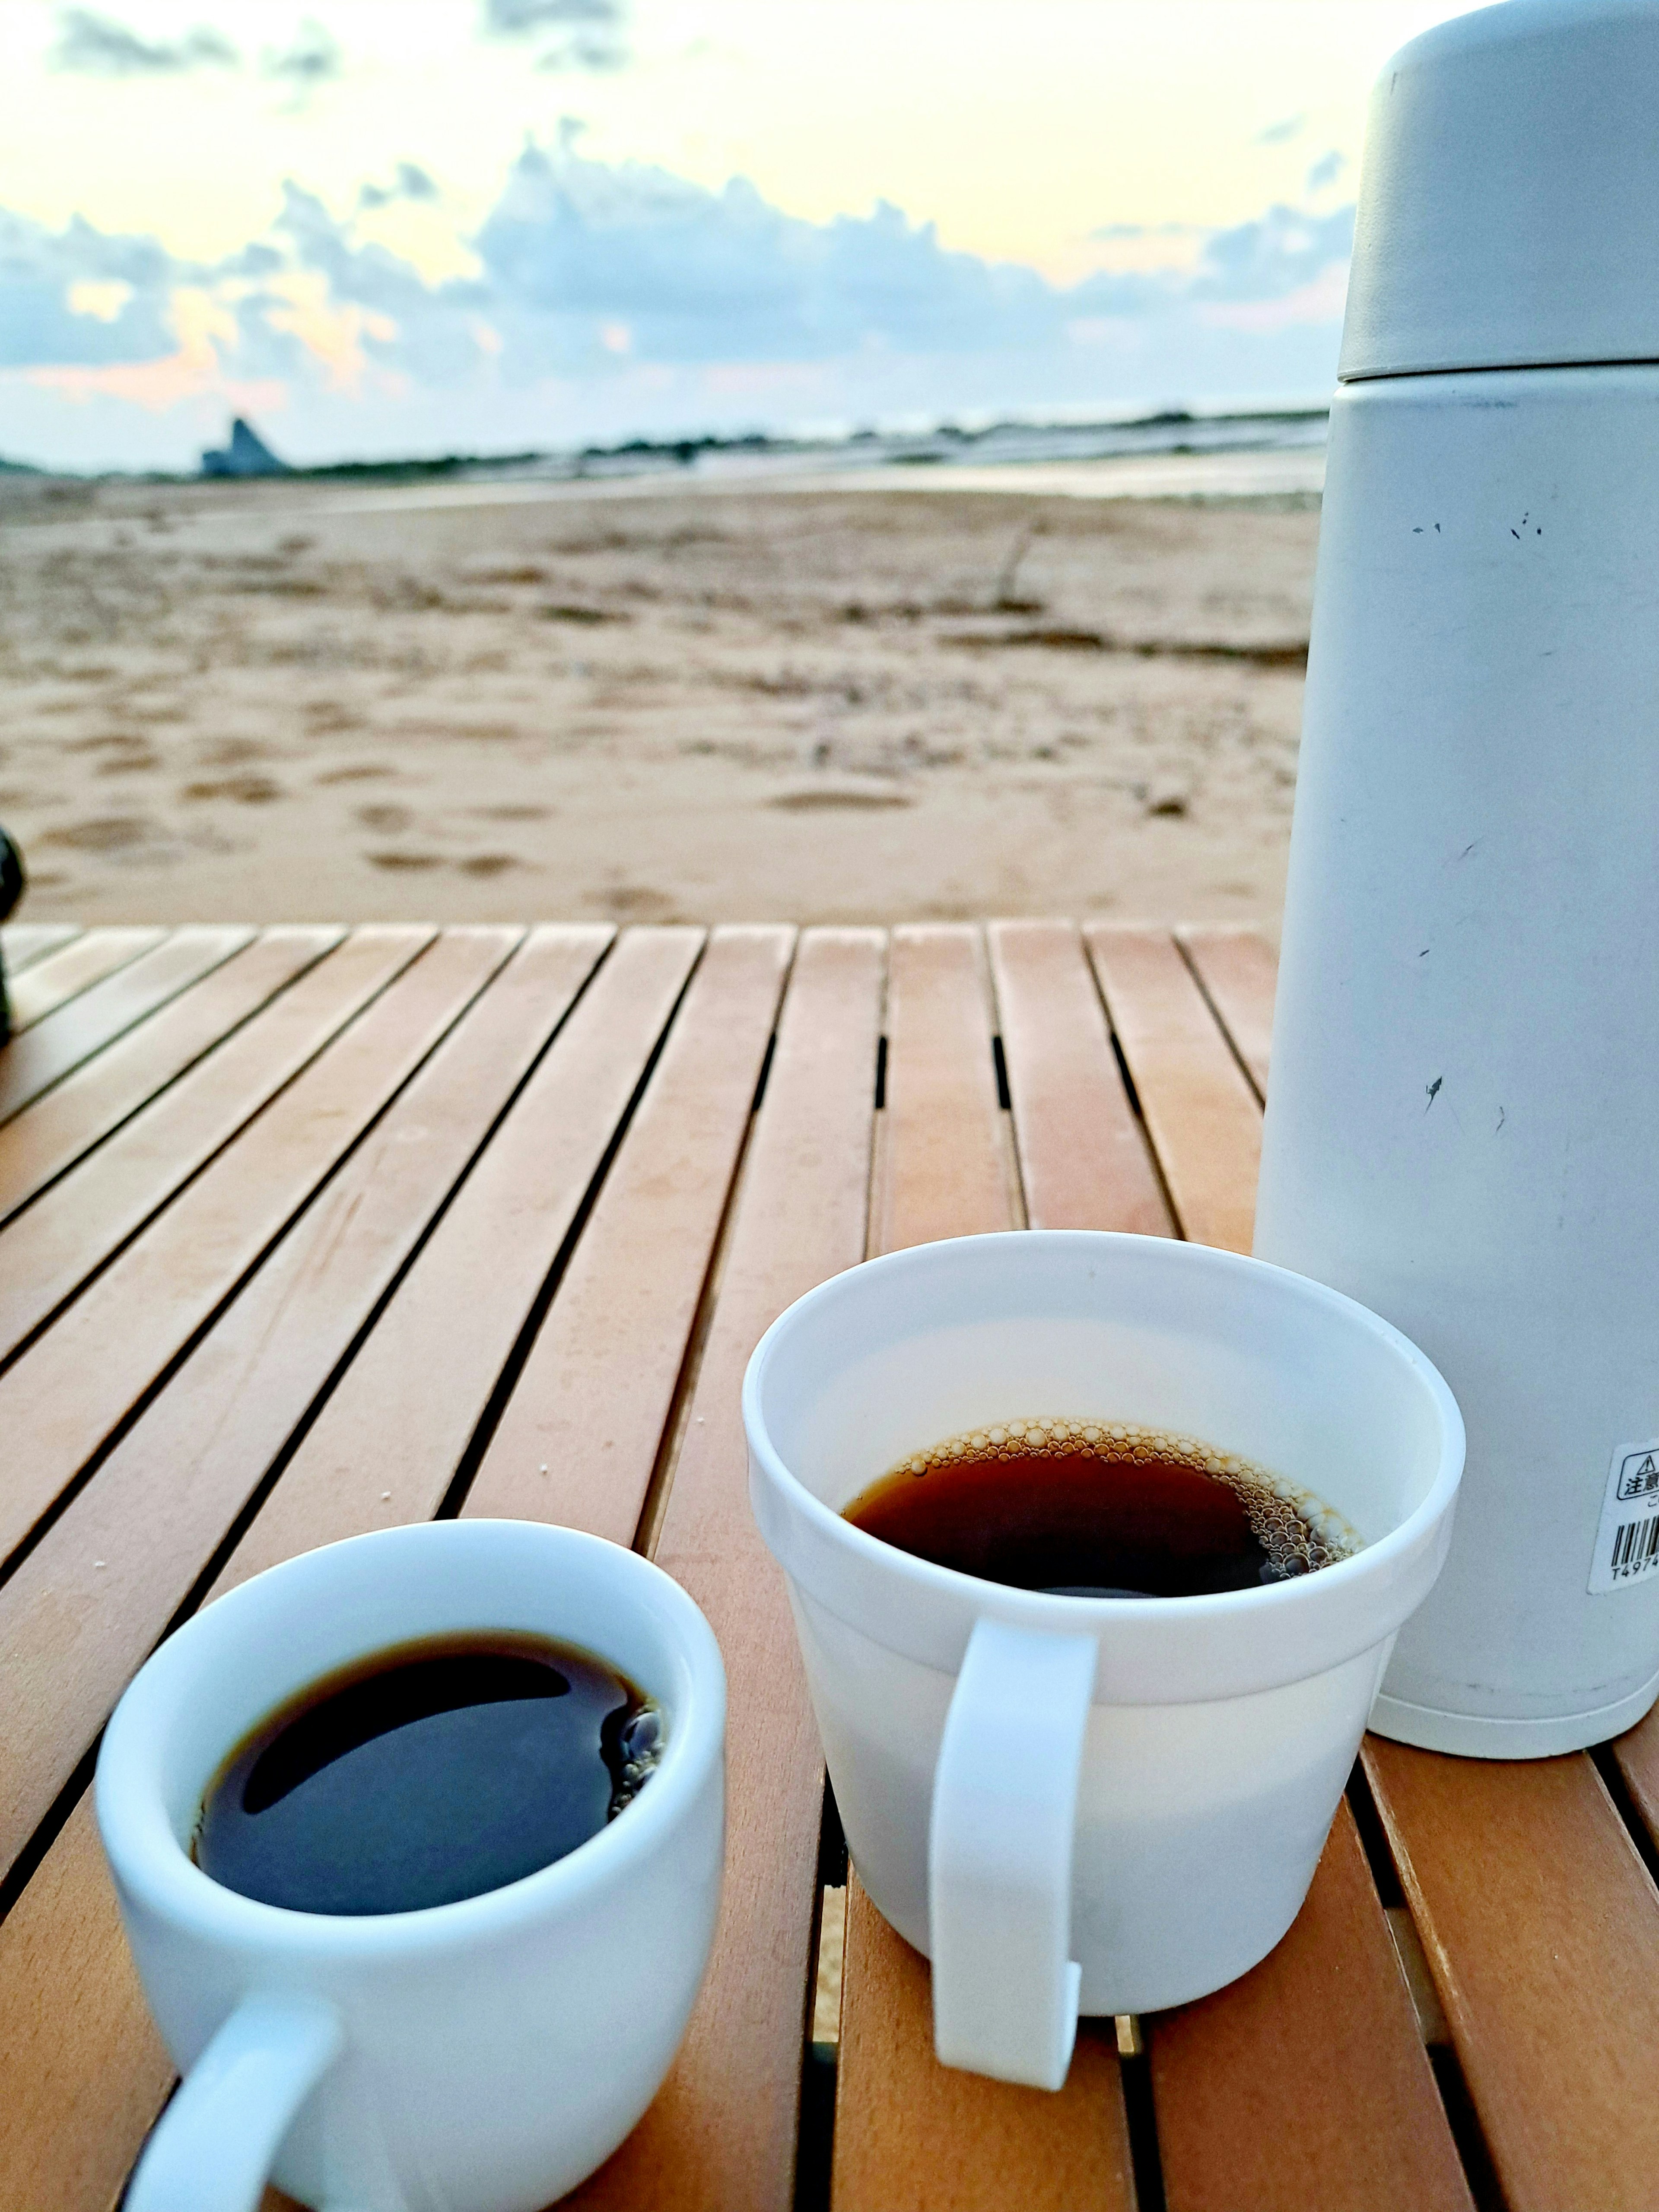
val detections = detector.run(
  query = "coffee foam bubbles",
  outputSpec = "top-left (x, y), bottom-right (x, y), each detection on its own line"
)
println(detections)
top-left (886, 1417), bottom-right (1362, 1581)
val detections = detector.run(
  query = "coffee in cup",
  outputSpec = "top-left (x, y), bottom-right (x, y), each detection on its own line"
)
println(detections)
top-left (98, 1520), bottom-right (725, 2212)
top-left (746, 1230), bottom-right (1463, 2089)
top-left (194, 1632), bottom-right (666, 1917)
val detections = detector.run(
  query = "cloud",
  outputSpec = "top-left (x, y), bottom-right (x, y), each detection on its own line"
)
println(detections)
top-left (359, 161), bottom-right (440, 211)
top-left (484, 0), bottom-right (624, 29)
top-left (263, 18), bottom-right (343, 89)
top-left (1, 145), bottom-right (1355, 464)
top-left (51, 7), bottom-right (238, 76)
top-left (482, 0), bottom-right (630, 72)
top-left (1256, 113), bottom-right (1304, 145)
top-left (1089, 220), bottom-right (1201, 243)
top-left (0, 204), bottom-right (181, 366)
top-left (1304, 149), bottom-right (1348, 194)
top-left (1188, 200), bottom-right (1353, 304)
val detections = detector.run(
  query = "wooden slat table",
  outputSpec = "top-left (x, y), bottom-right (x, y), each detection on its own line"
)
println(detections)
top-left (3, 920), bottom-right (1659, 2212)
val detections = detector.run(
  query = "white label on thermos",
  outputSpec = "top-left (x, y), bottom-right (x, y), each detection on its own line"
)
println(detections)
top-left (1589, 1440), bottom-right (1659, 1594)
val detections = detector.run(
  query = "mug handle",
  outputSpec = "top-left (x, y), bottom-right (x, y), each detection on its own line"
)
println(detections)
top-left (125, 1990), bottom-right (343, 2212)
top-left (928, 1616), bottom-right (1097, 2090)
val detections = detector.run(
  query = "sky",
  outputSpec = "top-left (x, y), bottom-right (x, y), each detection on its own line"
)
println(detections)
top-left (0, 0), bottom-right (1482, 472)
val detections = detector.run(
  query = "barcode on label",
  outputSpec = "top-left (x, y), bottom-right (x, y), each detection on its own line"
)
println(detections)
top-left (1611, 1519), bottom-right (1659, 1575)
top-left (1589, 1437), bottom-right (1659, 1595)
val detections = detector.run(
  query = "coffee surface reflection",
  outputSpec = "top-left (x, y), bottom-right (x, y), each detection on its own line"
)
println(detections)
top-left (843, 1418), bottom-right (1357, 1599)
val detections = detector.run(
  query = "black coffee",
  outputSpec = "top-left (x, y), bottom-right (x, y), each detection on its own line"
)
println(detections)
top-left (195, 1632), bottom-right (664, 1916)
top-left (843, 1417), bottom-right (1354, 1599)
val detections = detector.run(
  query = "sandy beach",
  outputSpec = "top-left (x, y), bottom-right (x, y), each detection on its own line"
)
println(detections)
top-left (0, 467), bottom-right (1318, 928)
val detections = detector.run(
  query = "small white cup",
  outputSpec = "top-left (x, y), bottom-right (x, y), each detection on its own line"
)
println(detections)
top-left (96, 1519), bottom-right (726, 2212)
top-left (745, 1231), bottom-right (1463, 2090)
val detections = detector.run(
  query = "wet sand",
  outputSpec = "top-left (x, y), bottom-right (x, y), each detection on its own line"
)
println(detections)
top-left (0, 471), bottom-right (1319, 927)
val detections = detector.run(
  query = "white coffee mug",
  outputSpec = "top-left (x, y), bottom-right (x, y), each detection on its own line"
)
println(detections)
top-left (96, 1519), bottom-right (726, 2212)
top-left (745, 1231), bottom-right (1463, 2089)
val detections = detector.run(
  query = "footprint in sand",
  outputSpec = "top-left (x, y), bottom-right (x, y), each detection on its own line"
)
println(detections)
top-left (181, 774), bottom-right (284, 804)
top-left (42, 816), bottom-right (154, 852)
top-left (767, 789), bottom-right (914, 811)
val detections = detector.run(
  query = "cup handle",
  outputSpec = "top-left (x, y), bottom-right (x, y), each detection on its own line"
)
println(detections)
top-left (928, 1616), bottom-right (1097, 2089)
top-left (125, 1990), bottom-right (344, 2212)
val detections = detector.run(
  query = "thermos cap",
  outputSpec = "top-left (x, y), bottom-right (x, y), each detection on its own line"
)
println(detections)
top-left (1340, 0), bottom-right (1659, 381)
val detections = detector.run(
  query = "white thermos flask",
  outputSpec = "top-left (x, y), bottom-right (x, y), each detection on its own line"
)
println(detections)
top-left (1255, 0), bottom-right (1659, 1758)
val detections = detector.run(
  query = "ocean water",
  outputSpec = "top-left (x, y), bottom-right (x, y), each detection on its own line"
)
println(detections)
top-left (204, 406), bottom-right (1328, 520)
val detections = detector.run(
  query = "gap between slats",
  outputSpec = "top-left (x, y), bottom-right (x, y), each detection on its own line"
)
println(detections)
top-left (1, 928), bottom-right (814, 2212)
top-left (0, 925), bottom-right (344, 1226)
top-left (0, 926), bottom-right (256, 1128)
top-left (0, 927), bottom-right (506, 1586)
top-left (4, 928), bottom-right (166, 1032)
top-left (1135, 925), bottom-right (1659, 2212)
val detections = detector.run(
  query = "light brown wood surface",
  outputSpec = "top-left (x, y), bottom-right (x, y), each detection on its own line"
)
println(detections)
top-left (0, 927), bottom-right (499, 1567)
top-left (1176, 928), bottom-right (1659, 2212)
top-left (0, 1797), bottom-right (172, 2212)
top-left (1101, 924), bottom-right (1483, 2212)
top-left (0, 927), bottom-right (342, 1224)
top-left (834, 919), bottom-right (1140, 2212)
top-left (7, 918), bottom-right (1659, 2212)
top-left (1613, 1699), bottom-right (1659, 1853)
top-left (1177, 925), bottom-right (1278, 1102)
top-left (836, 1881), bottom-right (1136, 2212)
top-left (874, 924), bottom-right (1014, 1255)
top-left (1, 923), bottom-right (80, 973)
top-left (210, 927), bottom-right (699, 1593)
top-left (1151, 1803), bottom-right (1472, 2212)
top-left (6, 928), bottom-right (166, 1031)
top-left (1085, 924), bottom-right (1262, 1254)
top-left (0, 929), bottom-right (612, 1891)
top-left (988, 917), bottom-right (1171, 1237)
top-left (0, 925), bottom-right (429, 1358)
top-left (465, 925), bottom-right (793, 1543)
top-left (1366, 1738), bottom-right (1659, 2212)
top-left (0, 927), bottom-right (254, 1125)
top-left (571, 930), bottom-right (883, 2212)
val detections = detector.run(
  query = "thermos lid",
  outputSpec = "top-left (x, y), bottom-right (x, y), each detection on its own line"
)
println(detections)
top-left (1340, 0), bottom-right (1659, 381)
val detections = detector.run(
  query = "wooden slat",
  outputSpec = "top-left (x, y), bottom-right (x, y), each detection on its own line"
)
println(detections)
top-left (834, 922), bottom-right (1138, 2212)
top-left (835, 1896), bottom-right (1134, 2212)
top-left (0, 924), bottom-right (80, 974)
top-left (1084, 925), bottom-right (1261, 1254)
top-left (0, 925), bottom-right (254, 1125)
top-left (5, 928), bottom-right (166, 1031)
top-left (0, 1798), bottom-right (171, 2212)
top-left (0, 927), bottom-right (429, 1365)
top-left (0, 927), bottom-right (342, 1223)
top-left (0, 928), bottom-right (512, 1570)
top-left (1151, 1803), bottom-right (1472, 2212)
top-left (1004, 921), bottom-right (1470, 2212)
top-left (1613, 1700), bottom-right (1659, 1853)
top-left (1366, 1738), bottom-right (1659, 2212)
top-left (873, 925), bottom-right (1012, 1255)
top-left (208, 928), bottom-right (706, 1593)
top-left (0, 930), bottom-right (612, 1891)
top-left (1177, 925), bottom-right (1278, 1102)
top-left (568, 929), bottom-right (883, 2212)
top-left (987, 918), bottom-right (1172, 1235)
top-left (1138, 918), bottom-right (1659, 2212)
top-left (464, 925), bottom-right (793, 1542)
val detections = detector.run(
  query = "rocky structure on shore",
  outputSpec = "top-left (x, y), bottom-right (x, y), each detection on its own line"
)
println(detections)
top-left (201, 418), bottom-right (290, 478)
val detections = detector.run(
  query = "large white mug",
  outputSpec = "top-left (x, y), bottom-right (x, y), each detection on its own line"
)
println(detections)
top-left (745, 1231), bottom-right (1463, 2089)
top-left (96, 1519), bottom-right (726, 2212)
